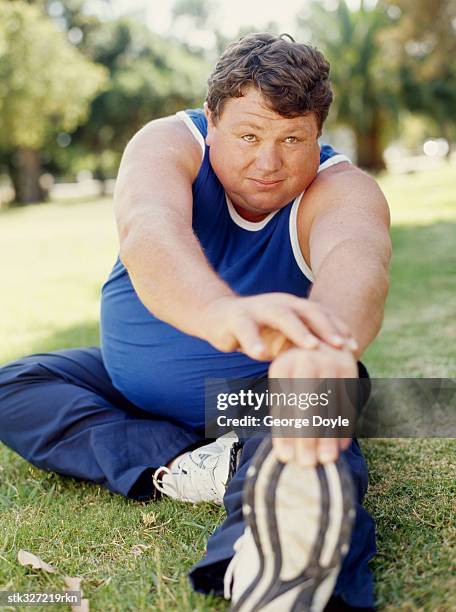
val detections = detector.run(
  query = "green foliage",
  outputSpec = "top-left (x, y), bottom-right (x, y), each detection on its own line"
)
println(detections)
top-left (298, 1), bottom-right (400, 169)
top-left (382, 0), bottom-right (456, 139)
top-left (69, 16), bottom-right (210, 177)
top-left (0, 0), bottom-right (108, 151)
top-left (0, 1), bottom-right (210, 192)
top-left (298, 0), bottom-right (456, 166)
top-left (300, 2), bottom-right (399, 125)
top-left (90, 18), bottom-right (209, 116)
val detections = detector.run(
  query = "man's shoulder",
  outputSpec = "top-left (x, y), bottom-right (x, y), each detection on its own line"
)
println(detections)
top-left (124, 112), bottom-right (204, 182)
top-left (296, 163), bottom-right (390, 271)
top-left (296, 162), bottom-right (355, 249)
top-left (299, 162), bottom-right (385, 229)
top-left (129, 111), bottom-right (201, 143)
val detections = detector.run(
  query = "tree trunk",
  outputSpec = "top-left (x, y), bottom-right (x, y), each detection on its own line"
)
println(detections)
top-left (94, 165), bottom-right (107, 197)
top-left (9, 148), bottom-right (45, 205)
top-left (354, 120), bottom-right (386, 173)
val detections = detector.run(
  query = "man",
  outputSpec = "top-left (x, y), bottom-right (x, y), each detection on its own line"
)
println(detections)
top-left (0, 33), bottom-right (390, 610)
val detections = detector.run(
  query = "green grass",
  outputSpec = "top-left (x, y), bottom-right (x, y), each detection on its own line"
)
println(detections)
top-left (1, 162), bottom-right (455, 611)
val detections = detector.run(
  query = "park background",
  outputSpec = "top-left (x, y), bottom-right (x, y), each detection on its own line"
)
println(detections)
top-left (0, 0), bottom-right (455, 610)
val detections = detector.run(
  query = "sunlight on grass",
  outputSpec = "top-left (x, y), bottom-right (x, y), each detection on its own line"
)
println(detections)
top-left (363, 162), bottom-right (456, 377)
top-left (379, 163), bottom-right (456, 226)
top-left (0, 198), bottom-right (118, 364)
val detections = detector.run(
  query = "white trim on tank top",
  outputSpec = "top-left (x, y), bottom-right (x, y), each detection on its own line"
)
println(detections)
top-left (225, 194), bottom-right (280, 231)
top-left (176, 109), bottom-right (351, 282)
top-left (288, 153), bottom-right (351, 282)
top-left (176, 111), bottom-right (206, 160)
top-left (318, 153), bottom-right (351, 172)
top-left (289, 192), bottom-right (314, 282)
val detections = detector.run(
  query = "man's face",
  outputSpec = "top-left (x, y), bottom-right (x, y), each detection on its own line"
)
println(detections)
top-left (204, 87), bottom-right (321, 221)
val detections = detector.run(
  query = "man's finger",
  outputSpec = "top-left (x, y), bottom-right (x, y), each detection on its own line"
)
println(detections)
top-left (326, 313), bottom-right (359, 352)
top-left (339, 437), bottom-right (352, 451)
top-left (295, 438), bottom-right (318, 467)
top-left (234, 318), bottom-right (267, 359)
top-left (259, 309), bottom-right (320, 351)
top-left (317, 437), bottom-right (340, 464)
top-left (292, 300), bottom-right (354, 349)
top-left (272, 437), bottom-right (295, 463)
top-left (260, 328), bottom-right (292, 358)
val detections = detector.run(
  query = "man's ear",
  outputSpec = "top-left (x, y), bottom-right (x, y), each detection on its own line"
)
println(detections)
top-left (203, 102), bottom-right (215, 146)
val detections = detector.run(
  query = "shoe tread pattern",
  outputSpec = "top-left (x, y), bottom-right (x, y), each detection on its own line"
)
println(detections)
top-left (231, 438), bottom-right (355, 612)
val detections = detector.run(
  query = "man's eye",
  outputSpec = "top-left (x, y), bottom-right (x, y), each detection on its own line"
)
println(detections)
top-left (241, 134), bottom-right (256, 142)
top-left (285, 136), bottom-right (298, 144)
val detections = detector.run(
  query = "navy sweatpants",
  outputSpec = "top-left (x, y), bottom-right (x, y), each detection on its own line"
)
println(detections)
top-left (0, 348), bottom-right (376, 609)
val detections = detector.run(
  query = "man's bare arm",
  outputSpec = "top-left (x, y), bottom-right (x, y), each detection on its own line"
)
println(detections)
top-left (270, 165), bottom-right (391, 466)
top-left (114, 117), bottom-right (234, 335)
top-left (301, 164), bottom-right (392, 359)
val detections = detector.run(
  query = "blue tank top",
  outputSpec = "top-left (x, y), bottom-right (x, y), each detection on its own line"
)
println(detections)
top-left (100, 109), bottom-right (349, 429)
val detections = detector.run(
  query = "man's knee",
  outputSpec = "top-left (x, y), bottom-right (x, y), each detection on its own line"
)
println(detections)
top-left (0, 355), bottom-right (52, 389)
top-left (0, 352), bottom-right (87, 455)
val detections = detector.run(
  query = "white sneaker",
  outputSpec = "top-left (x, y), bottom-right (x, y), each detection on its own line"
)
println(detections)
top-left (224, 438), bottom-right (356, 612)
top-left (152, 433), bottom-right (239, 505)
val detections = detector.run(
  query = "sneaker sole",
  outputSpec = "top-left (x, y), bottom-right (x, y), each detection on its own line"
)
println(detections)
top-left (231, 437), bottom-right (356, 612)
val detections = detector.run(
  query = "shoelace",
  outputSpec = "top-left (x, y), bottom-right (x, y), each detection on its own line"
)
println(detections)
top-left (152, 445), bottom-right (223, 502)
top-left (152, 465), bottom-right (180, 498)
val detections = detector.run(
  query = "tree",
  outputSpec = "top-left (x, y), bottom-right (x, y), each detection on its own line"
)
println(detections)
top-left (382, 0), bottom-right (456, 149)
top-left (297, 0), bottom-right (400, 171)
top-left (69, 17), bottom-right (210, 186)
top-left (0, 0), bottom-right (107, 203)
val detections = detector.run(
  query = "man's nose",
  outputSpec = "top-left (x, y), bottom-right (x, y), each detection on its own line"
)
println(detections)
top-left (254, 144), bottom-right (283, 174)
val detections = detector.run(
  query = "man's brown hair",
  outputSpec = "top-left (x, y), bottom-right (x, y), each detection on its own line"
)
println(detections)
top-left (206, 32), bottom-right (333, 132)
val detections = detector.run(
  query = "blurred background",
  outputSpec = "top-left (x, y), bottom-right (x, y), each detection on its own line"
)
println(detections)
top-left (0, 0), bottom-right (455, 205)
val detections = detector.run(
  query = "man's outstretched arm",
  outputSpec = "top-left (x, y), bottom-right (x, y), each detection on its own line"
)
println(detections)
top-left (270, 163), bottom-right (391, 466)
top-left (302, 163), bottom-right (391, 360)
top-left (114, 117), bottom-right (234, 337)
top-left (264, 163), bottom-right (391, 361)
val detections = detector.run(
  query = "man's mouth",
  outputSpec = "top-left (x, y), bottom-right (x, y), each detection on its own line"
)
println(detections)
top-left (249, 178), bottom-right (284, 188)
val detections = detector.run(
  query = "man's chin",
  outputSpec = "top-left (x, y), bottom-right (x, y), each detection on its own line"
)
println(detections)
top-left (231, 199), bottom-right (290, 222)
top-left (243, 193), bottom-right (295, 214)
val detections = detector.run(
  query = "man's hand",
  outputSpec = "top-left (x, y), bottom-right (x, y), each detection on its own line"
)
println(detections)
top-left (268, 343), bottom-right (358, 466)
top-left (199, 294), bottom-right (358, 361)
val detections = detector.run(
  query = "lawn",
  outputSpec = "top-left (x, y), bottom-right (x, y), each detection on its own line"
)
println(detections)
top-left (0, 163), bottom-right (455, 611)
